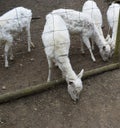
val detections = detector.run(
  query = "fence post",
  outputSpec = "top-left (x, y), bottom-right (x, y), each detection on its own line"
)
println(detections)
top-left (113, 10), bottom-right (120, 62)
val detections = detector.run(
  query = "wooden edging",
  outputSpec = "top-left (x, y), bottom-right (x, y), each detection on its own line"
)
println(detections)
top-left (0, 63), bottom-right (120, 104)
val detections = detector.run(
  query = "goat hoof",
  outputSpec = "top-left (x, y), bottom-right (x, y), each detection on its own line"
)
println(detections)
top-left (10, 56), bottom-right (14, 61)
top-left (81, 52), bottom-right (85, 55)
top-left (5, 65), bottom-right (9, 68)
top-left (28, 50), bottom-right (31, 52)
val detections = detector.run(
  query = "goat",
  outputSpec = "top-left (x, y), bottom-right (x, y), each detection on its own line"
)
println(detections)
top-left (41, 13), bottom-right (84, 101)
top-left (106, 2), bottom-right (120, 56)
top-left (52, 9), bottom-right (111, 62)
top-left (82, 0), bottom-right (103, 50)
top-left (0, 7), bottom-right (34, 67)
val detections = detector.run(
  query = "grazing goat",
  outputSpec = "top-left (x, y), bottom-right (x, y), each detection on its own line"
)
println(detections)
top-left (41, 13), bottom-right (84, 101)
top-left (106, 2), bottom-right (120, 56)
top-left (52, 9), bottom-right (111, 62)
top-left (0, 7), bottom-right (34, 67)
top-left (82, 0), bottom-right (103, 29)
top-left (82, 0), bottom-right (104, 50)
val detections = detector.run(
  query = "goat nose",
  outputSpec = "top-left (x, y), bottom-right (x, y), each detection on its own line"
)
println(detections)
top-left (75, 98), bottom-right (79, 103)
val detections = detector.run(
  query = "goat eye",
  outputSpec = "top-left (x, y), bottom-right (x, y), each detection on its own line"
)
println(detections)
top-left (69, 81), bottom-right (73, 85)
top-left (103, 46), bottom-right (106, 51)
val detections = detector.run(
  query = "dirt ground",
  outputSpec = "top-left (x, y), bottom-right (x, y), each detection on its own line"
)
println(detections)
top-left (0, 0), bottom-right (120, 128)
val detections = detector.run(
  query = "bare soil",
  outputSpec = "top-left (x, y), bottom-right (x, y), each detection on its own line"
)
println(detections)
top-left (0, 0), bottom-right (120, 128)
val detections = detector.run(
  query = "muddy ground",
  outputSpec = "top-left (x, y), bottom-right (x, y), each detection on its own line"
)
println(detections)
top-left (0, 0), bottom-right (120, 128)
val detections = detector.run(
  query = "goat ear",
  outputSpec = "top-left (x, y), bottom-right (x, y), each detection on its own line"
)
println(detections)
top-left (78, 69), bottom-right (84, 78)
top-left (103, 46), bottom-right (106, 51)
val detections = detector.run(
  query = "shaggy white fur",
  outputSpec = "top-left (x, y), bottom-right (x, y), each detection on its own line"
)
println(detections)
top-left (52, 8), bottom-right (111, 62)
top-left (106, 2), bottom-right (120, 56)
top-left (82, 0), bottom-right (104, 50)
top-left (42, 13), bottom-right (84, 101)
top-left (0, 7), bottom-right (33, 67)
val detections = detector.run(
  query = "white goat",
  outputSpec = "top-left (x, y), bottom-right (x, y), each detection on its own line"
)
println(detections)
top-left (0, 7), bottom-right (34, 67)
top-left (52, 9), bottom-right (111, 62)
top-left (82, 0), bottom-right (103, 50)
top-left (106, 2), bottom-right (120, 56)
top-left (41, 13), bottom-right (84, 101)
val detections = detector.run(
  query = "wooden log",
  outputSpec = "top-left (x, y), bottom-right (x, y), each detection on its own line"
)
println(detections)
top-left (83, 63), bottom-right (120, 79)
top-left (0, 78), bottom-right (65, 104)
top-left (0, 63), bottom-right (120, 104)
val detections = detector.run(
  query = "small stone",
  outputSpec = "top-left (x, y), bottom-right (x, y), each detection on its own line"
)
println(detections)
top-left (34, 107), bottom-right (37, 111)
top-left (19, 64), bottom-right (23, 67)
top-left (30, 58), bottom-right (34, 61)
top-left (1, 55), bottom-right (4, 58)
top-left (0, 120), bottom-right (4, 124)
top-left (2, 86), bottom-right (6, 90)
